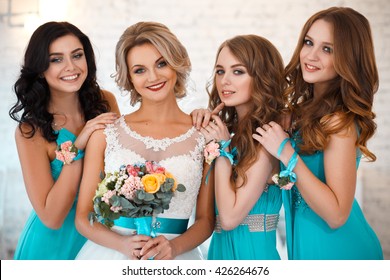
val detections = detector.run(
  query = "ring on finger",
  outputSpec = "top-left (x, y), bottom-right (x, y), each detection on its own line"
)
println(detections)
top-left (150, 251), bottom-right (159, 260)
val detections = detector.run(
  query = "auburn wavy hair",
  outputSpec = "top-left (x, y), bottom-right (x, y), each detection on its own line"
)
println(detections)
top-left (285, 7), bottom-right (378, 161)
top-left (207, 35), bottom-right (286, 188)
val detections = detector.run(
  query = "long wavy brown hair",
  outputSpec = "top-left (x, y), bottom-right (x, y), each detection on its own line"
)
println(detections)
top-left (207, 35), bottom-right (286, 188)
top-left (285, 7), bottom-right (378, 161)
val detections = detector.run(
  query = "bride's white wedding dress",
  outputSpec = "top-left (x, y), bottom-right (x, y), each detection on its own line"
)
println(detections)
top-left (76, 116), bottom-right (205, 260)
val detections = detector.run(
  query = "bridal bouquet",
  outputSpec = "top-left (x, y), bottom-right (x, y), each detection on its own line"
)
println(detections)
top-left (89, 161), bottom-right (186, 228)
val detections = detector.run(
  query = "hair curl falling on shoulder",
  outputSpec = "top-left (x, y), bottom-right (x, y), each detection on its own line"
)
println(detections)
top-left (285, 7), bottom-right (377, 161)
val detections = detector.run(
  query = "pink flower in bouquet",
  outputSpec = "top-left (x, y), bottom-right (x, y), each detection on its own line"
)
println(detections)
top-left (110, 206), bottom-right (122, 213)
top-left (102, 190), bottom-right (116, 204)
top-left (119, 175), bottom-right (143, 199)
top-left (126, 165), bottom-right (141, 177)
top-left (145, 161), bottom-right (166, 174)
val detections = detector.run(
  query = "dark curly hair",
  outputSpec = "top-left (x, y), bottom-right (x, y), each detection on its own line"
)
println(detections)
top-left (9, 21), bottom-right (110, 142)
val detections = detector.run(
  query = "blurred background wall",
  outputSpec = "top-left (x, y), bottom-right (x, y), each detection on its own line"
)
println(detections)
top-left (0, 0), bottom-right (389, 259)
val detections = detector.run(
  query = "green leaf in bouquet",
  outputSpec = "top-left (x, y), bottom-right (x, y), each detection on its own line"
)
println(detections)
top-left (155, 192), bottom-right (165, 199)
top-left (117, 196), bottom-right (136, 210)
top-left (176, 184), bottom-right (186, 192)
top-left (107, 211), bottom-right (121, 221)
top-left (99, 202), bottom-right (112, 217)
top-left (140, 205), bottom-right (153, 212)
top-left (94, 184), bottom-right (108, 199)
top-left (139, 206), bottom-right (153, 216)
top-left (160, 184), bottom-right (169, 192)
top-left (161, 192), bottom-right (173, 201)
top-left (139, 165), bottom-right (147, 175)
top-left (103, 219), bottom-right (114, 228)
top-left (88, 212), bottom-right (98, 225)
top-left (137, 190), bottom-right (146, 200)
top-left (154, 205), bottom-right (163, 214)
top-left (161, 203), bottom-right (170, 210)
top-left (106, 180), bottom-right (117, 190)
top-left (110, 195), bottom-right (122, 207)
top-left (143, 192), bottom-right (155, 202)
top-left (166, 178), bottom-right (175, 185)
top-left (93, 203), bottom-right (102, 217)
top-left (126, 208), bottom-right (140, 217)
top-left (93, 196), bottom-right (101, 203)
top-left (99, 170), bottom-right (105, 180)
top-left (161, 180), bottom-right (174, 192)
top-left (132, 195), bottom-right (143, 204)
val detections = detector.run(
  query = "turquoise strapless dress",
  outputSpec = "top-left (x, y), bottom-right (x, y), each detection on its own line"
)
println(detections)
top-left (14, 128), bottom-right (86, 260)
top-left (208, 184), bottom-right (282, 260)
top-left (283, 143), bottom-right (383, 260)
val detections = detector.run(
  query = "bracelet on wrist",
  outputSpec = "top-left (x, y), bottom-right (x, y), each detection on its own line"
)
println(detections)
top-left (55, 140), bottom-right (84, 165)
top-left (277, 138), bottom-right (290, 158)
top-left (272, 140), bottom-right (298, 190)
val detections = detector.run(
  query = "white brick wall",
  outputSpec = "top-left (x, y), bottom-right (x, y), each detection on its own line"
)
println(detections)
top-left (1, 0), bottom-right (389, 259)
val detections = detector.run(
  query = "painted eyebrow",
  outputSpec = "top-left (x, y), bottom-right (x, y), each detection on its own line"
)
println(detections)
top-left (131, 56), bottom-right (164, 70)
top-left (305, 34), bottom-right (333, 46)
top-left (49, 47), bottom-right (84, 56)
top-left (215, 63), bottom-right (246, 68)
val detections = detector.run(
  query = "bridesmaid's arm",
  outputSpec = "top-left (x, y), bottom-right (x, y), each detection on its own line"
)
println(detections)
top-left (214, 147), bottom-right (277, 230)
top-left (15, 125), bottom-right (83, 229)
top-left (253, 118), bottom-right (357, 229)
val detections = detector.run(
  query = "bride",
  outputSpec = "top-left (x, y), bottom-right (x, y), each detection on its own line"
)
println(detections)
top-left (75, 21), bottom-right (214, 260)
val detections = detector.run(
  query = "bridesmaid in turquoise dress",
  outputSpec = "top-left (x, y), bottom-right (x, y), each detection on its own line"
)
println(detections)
top-left (14, 129), bottom-right (86, 259)
top-left (253, 7), bottom-right (383, 260)
top-left (194, 35), bottom-right (286, 260)
top-left (9, 22), bottom-right (119, 259)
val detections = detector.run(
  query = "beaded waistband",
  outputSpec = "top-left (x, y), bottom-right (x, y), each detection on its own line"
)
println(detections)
top-left (214, 213), bottom-right (279, 233)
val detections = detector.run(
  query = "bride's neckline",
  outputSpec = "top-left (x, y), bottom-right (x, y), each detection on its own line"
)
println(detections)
top-left (118, 116), bottom-right (196, 151)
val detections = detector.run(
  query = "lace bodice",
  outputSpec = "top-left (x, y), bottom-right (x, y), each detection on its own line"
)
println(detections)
top-left (104, 116), bottom-right (205, 219)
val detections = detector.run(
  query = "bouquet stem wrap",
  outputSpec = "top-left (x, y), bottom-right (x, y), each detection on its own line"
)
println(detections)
top-left (134, 216), bottom-right (157, 237)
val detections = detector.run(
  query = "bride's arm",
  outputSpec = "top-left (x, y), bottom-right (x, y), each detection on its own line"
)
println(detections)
top-left (75, 129), bottom-right (151, 259)
top-left (171, 162), bottom-right (215, 254)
